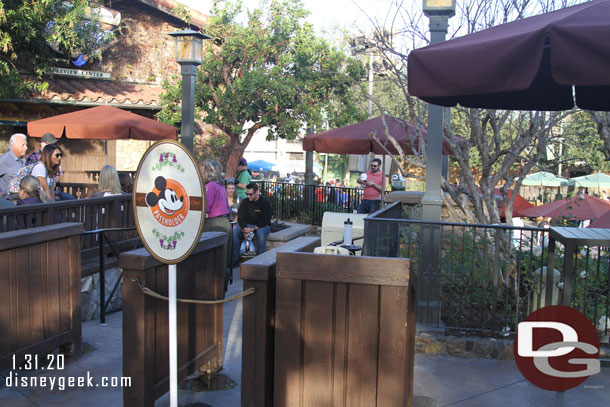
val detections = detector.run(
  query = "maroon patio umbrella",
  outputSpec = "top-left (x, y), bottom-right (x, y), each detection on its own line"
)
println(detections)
top-left (497, 189), bottom-right (534, 218)
top-left (521, 194), bottom-right (610, 221)
top-left (588, 209), bottom-right (610, 228)
top-left (302, 116), bottom-right (454, 155)
top-left (408, 0), bottom-right (610, 111)
top-left (27, 105), bottom-right (178, 140)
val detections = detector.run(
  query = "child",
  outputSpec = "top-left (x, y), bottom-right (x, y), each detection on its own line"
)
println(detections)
top-left (17, 175), bottom-right (50, 205)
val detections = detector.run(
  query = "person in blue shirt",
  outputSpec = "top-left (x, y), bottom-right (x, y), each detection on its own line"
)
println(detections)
top-left (0, 133), bottom-right (27, 200)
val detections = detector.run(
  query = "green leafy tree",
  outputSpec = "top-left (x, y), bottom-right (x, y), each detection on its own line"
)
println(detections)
top-left (158, 0), bottom-right (366, 176)
top-left (587, 112), bottom-right (610, 171)
top-left (0, 0), bottom-right (113, 97)
top-left (561, 111), bottom-right (610, 173)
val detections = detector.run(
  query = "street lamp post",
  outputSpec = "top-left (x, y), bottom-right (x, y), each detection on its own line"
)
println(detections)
top-left (166, 30), bottom-right (210, 407)
top-left (420, 0), bottom-right (455, 325)
top-left (168, 30), bottom-right (211, 153)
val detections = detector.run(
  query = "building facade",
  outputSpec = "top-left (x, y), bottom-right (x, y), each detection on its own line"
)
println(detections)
top-left (0, 0), bottom-right (208, 182)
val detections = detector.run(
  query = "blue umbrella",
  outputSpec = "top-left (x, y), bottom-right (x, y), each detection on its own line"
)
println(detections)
top-left (248, 159), bottom-right (275, 171)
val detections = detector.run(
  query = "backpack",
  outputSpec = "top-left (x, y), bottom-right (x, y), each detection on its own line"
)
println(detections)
top-left (8, 163), bottom-right (36, 194)
top-left (239, 231), bottom-right (257, 257)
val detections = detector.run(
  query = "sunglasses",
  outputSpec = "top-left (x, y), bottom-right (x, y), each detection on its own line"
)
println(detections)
top-left (246, 192), bottom-right (256, 196)
top-left (54, 153), bottom-right (63, 158)
top-left (371, 164), bottom-right (379, 168)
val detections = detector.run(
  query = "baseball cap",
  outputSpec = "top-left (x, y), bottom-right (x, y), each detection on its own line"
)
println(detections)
top-left (239, 158), bottom-right (248, 166)
top-left (41, 133), bottom-right (58, 145)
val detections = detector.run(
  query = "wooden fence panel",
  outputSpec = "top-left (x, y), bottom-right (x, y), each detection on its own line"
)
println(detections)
top-left (346, 283), bottom-right (380, 407)
top-left (0, 223), bottom-right (83, 369)
top-left (274, 252), bottom-right (416, 407)
top-left (0, 195), bottom-right (137, 278)
top-left (302, 281), bottom-right (334, 406)
top-left (240, 237), bottom-right (322, 407)
top-left (120, 232), bottom-right (226, 407)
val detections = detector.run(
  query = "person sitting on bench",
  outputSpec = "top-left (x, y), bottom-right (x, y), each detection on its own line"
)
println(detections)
top-left (231, 182), bottom-right (271, 267)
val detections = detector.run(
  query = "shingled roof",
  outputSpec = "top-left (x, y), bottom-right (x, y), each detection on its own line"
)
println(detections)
top-left (29, 77), bottom-right (164, 108)
top-left (137, 0), bottom-right (209, 29)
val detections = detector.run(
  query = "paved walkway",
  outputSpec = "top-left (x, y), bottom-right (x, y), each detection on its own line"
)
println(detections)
top-left (1, 273), bottom-right (609, 407)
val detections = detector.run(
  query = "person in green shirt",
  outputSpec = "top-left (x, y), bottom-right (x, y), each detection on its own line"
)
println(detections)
top-left (235, 157), bottom-right (251, 200)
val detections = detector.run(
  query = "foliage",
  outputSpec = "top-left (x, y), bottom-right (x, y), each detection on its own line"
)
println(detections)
top-left (320, 153), bottom-right (348, 182)
top-left (158, 75), bottom-right (183, 133)
top-left (561, 111), bottom-right (610, 173)
top-left (158, 0), bottom-right (366, 176)
top-left (571, 247), bottom-right (609, 325)
top-left (590, 112), bottom-right (610, 160)
top-left (0, 0), bottom-right (114, 97)
top-left (394, 223), bottom-right (515, 332)
top-left (171, 3), bottom-right (192, 24)
top-left (392, 219), bottom-right (608, 333)
top-left (352, 0), bottom-right (584, 226)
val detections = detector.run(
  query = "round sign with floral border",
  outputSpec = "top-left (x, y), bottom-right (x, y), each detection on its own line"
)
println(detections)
top-left (133, 140), bottom-right (205, 264)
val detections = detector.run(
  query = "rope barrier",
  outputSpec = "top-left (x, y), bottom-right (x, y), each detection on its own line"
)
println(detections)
top-left (130, 278), bottom-right (255, 304)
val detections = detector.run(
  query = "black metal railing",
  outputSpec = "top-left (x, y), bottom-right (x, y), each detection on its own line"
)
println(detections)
top-left (364, 202), bottom-right (610, 336)
top-left (254, 181), bottom-right (364, 226)
top-left (83, 227), bottom-right (138, 324)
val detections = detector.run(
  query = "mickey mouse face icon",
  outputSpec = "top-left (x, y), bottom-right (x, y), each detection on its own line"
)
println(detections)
top-left (146, 176), bottom-right (189, 227)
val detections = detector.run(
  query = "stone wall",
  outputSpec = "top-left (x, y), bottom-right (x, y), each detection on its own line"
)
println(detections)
top-left (88, 2), bottom-right (184, 86)
top-left (81, 268), bottom-right (124, 321)
top-left (116, 139), bottom-right (152, 171)
top-left (415, 330), bottom-right (610, 360)
top-left (415, 331), bottom-right (514, 360)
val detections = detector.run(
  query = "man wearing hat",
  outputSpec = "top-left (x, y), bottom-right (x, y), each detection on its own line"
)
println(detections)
top-left (26, 133), bottom-right (60, 166)
top-left (235, 157), bottom-right (251, 200)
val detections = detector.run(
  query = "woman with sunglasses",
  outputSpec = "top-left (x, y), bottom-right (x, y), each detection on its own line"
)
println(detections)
top-left (31, 144), bottom-right (63, 201)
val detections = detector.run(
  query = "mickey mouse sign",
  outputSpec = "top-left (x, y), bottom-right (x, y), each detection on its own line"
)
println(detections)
top-left (133, 140), bottom-right (205, 264)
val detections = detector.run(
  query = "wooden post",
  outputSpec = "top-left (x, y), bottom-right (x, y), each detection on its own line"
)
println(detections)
top-left (120, 232), bottom-right (226, 407)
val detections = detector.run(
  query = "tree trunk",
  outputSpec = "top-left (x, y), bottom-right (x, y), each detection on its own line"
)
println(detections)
top-left (225, 145), bottom-right (245, 178)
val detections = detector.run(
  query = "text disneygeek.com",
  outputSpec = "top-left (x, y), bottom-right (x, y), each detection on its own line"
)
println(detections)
top-left (5, 371), bottom-right (131, 391)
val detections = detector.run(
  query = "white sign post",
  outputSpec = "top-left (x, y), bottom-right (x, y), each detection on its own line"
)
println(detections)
top-left (132, 140), bottom-right (205, 407)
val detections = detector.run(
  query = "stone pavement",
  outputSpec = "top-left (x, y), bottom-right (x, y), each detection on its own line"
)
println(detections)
top-left (1, 271), bottom-right (609, 407)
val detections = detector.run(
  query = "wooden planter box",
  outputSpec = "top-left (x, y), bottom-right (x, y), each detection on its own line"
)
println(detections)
top-left (241, 239), bottom-right (416, 407)
top-left (120, 231), bottom-right (226, 407)
top-left (274, 252), bottom-right (416, 407)
top-left (0, 223), bottom-right (83, 368)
